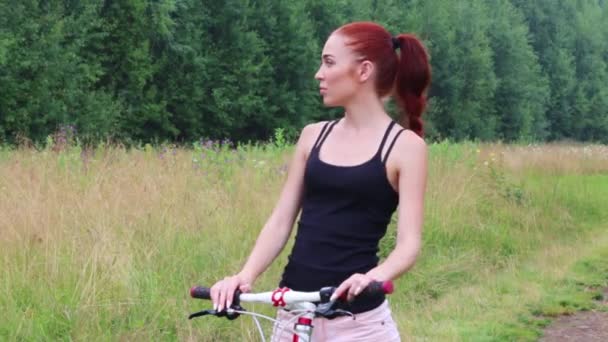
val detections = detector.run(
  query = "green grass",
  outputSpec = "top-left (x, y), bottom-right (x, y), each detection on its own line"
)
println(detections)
top-left (0, 141), bottom-right (607, 341)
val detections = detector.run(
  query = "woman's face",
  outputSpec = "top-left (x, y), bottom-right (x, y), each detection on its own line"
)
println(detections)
top-left (314, 34), bottom-right (362, 107)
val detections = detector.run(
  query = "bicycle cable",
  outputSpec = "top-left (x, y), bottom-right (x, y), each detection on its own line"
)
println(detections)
top-left (227, 309), bottom-right (310, 342)
top-left (227, 310), bottom-right (273, 342)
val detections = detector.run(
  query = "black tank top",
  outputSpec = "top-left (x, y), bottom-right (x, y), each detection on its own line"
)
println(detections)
top-left (280, 119), bottom-right (406, 314)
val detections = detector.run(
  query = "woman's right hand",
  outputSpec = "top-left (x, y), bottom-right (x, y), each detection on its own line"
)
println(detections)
top-left (210, 274), bottom-right (253, 312)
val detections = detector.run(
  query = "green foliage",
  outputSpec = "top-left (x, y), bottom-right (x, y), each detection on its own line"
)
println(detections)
top-left (512, 0), bottom-right (608, 143)
top-left (0, 1), bottom-right (121, 144)
top-left (0, 0), bottom-right (607, 144)
top-left (486, 0), bottom-right (550, 141)
top-left (272, 127), bottom-right (288, 150)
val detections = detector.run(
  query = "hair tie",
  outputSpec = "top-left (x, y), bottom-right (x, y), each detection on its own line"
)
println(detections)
top-left (391, 36), bottom-right (400, 50)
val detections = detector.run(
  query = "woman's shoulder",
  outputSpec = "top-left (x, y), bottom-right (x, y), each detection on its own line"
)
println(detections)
top-left (391, 122), bottom-right (426, 146)
top-left (299, 120), bottom-right (332, 142)
top-left (294, 120), bottom-right (333, 156)
top-left (303, 120), bottom-right (334, 131)
top-left (390, 124), bottom-right (427, 163)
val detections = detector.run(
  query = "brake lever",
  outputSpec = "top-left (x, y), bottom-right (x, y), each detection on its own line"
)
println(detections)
top-left (314, 300), bottom-right (354, 319)
top-left (188, 309), bottom-right (216, 319)
top-left (188, 304), bottom-right (245, 321)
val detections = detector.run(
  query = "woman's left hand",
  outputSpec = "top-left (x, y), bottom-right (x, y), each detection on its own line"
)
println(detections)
top-left (330, 273), bottom-right (376, 302)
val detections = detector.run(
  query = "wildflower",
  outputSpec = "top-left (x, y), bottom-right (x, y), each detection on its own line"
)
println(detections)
top-left (204, 139), bottom-right (214, 150)
top-left (222, 138), bottom-right (233, 148)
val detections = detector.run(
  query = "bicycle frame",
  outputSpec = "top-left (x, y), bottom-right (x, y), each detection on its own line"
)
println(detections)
top-left (276, 301), bottom-right (316, 342)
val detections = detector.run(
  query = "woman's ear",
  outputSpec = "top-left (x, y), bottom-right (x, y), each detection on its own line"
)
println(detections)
top-left (358, 60), bottom-right (374, 83)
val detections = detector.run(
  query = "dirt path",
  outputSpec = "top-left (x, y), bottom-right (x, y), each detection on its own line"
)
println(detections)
top-left (540, 288), bottom-right (608, 342)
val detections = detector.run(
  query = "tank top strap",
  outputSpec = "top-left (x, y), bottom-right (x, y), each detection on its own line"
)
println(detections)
top-left (376, 120), bottom-right (397, 156)
top-left (382, 128), bottom-right (406, 165)
top-left (312, 121), bottom-right (332, 149)
top-left (315, 119), bottom-right (340, 150)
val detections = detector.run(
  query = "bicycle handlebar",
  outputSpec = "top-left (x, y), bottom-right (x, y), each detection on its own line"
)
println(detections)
top-left (190, 280), bottom-right (394, 306)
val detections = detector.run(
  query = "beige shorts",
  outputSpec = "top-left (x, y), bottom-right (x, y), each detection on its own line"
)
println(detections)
top-left (271, 300), bottom-right (401, 342)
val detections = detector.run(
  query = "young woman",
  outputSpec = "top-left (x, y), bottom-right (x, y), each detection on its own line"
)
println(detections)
top-left (210, 21), bottom-right (431, 341)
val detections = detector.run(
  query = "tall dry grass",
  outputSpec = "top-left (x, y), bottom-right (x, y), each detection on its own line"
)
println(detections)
top-left (481, 142), bottom-right (608, 175)
top-left (0, 141), bottom-right (607, 341)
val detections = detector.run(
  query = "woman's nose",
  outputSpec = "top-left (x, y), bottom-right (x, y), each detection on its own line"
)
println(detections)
top-left (314, 67), bottom-right (323, 81)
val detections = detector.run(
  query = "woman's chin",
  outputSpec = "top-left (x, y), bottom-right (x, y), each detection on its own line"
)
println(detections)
top-left (321, 97), bottom-right (341, 107)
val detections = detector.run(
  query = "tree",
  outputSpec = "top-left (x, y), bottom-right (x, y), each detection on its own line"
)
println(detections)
top-left (0, 0), bottom-right (120, 144)
top-left (486, 0), bottom-right (549, 141)
top-left (397, 0), bottom-right (498, 140)
top-left (96, 0), bottom-right (178, 142)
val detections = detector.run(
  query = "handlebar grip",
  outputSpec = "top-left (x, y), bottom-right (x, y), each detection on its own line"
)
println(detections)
top-left (190, 286), bottom-right (212, 300)
top-left (362, 281), bottom-right (394, 296)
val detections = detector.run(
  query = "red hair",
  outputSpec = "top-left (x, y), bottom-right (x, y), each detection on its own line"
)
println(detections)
top-left (336, 22), bottom-right (431, 137)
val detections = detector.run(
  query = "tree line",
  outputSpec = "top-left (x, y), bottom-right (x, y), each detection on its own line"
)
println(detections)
top-left (0, 0), bottom-right (607, 145)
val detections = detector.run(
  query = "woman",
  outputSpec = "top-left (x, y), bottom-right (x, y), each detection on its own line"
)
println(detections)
top-left (210, 21), bottom-right (431, 341)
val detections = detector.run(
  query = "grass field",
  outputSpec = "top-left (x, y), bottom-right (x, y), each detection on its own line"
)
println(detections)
top-left (1, 140), bottom-right (607, 341)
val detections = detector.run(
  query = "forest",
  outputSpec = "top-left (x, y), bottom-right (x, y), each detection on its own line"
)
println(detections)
top-left (1, 0), bottom-right (607, 144)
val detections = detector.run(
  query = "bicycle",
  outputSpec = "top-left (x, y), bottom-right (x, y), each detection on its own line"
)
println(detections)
top-left (188, 281), bottom-right (394, 342)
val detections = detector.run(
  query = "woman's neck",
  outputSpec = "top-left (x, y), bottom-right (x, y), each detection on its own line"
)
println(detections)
top-left (342, 92), bottom-right (391, 132)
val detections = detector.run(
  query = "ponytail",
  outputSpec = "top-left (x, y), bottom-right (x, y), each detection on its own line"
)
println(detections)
top-left (393, 34), bottom-right (431, 138)
top-left (335, 23), bottom-right (431, 137)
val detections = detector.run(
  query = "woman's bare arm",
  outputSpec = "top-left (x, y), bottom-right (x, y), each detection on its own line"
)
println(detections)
top-left (238, 123), bottom-right (320, 283)
top-left (210, 122), bottom-right (323, 311)
top-left (367, 131), bottom-right (427, 281)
